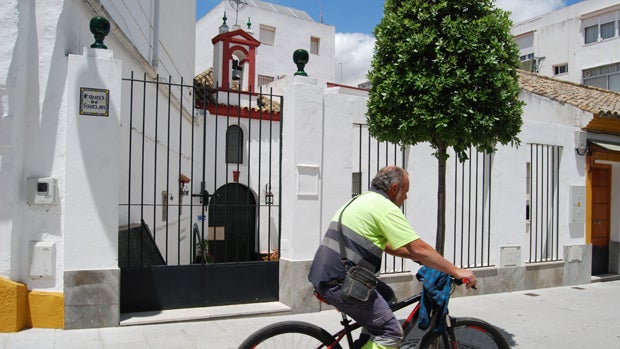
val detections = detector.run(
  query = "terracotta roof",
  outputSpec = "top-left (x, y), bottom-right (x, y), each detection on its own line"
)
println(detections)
top-left (518, 69), bottom-right (620, 118)
top-left (193, 67), bottom-right (281, 113)
top-left (194, 67), bottom-right (214, 88)
top-left (193, 68), bottom-right (217, 105)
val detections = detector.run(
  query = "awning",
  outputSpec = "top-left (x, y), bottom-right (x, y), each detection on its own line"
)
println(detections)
top-left (589, 140), bottom-right (620, 152)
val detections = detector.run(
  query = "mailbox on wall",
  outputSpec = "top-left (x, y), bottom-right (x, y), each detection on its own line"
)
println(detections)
top-left (26, 177), bottom-right (57, 205)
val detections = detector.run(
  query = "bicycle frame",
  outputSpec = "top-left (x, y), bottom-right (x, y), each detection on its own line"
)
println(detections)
top-left (319, 292), bottom-right (424, 348)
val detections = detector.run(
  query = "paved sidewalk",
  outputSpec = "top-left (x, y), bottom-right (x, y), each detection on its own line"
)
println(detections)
top-left (1, 280), bottom-right (619, 348)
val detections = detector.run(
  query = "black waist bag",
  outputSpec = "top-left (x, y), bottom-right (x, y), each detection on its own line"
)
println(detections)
top-left (341, 265), bottom-right (378, 302)
top-left (336, 195), bottom-right (378, 302)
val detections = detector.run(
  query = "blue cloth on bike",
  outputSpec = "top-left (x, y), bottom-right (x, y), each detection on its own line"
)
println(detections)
top-left (416, 266), bottom-right (451, 333)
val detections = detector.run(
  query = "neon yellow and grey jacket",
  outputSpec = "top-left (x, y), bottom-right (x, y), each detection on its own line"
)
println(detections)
top-left (308, 187), bottom-right (419, 289)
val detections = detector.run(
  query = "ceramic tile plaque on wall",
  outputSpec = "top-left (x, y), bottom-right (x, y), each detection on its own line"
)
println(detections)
top-left (79, 87), bottom-right (109, 117)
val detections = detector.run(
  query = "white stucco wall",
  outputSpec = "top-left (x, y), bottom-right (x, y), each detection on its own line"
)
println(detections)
top-left (0, 0), bottom-right (196, 292)
top-left (100, 0), bottom-right (196, 80)
top-left (64, 49), bottom-right (121, 271)
top-left (276, 75), bottom-right (597, 271)
top-left (1, 0), bottom-right (613, 308)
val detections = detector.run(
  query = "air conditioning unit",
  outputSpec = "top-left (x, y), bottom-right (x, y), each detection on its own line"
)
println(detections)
top-left (583, 70), bottom-right (591, 78)
top-left (519, 59), bottom-right (534, 72)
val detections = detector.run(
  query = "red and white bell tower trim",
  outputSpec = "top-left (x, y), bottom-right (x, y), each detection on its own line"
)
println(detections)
top-left (211, 28), bottom-right (260, 91)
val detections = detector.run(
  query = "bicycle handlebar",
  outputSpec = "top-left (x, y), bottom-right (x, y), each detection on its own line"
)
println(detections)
top-left (454, 277), bottom-right (477, 290)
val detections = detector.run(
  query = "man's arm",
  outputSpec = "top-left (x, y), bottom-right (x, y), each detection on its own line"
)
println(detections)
top-left (385, 239), bottom-right (477, 288)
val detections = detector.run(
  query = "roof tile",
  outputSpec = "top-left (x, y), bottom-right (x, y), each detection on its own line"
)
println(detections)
top-left (518, 69), bottom-right (620, 118)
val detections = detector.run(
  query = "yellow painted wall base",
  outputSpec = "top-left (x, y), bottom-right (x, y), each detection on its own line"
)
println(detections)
top-left (29, 291), bottom-right (64, 329)
top-left (0, 277), bottom-right (64, 332)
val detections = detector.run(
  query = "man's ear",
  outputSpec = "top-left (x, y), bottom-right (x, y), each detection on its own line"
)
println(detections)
top-left (390, 182), bottom-right (400, 193)
top-left (387, 183), bottom-right (398, 199)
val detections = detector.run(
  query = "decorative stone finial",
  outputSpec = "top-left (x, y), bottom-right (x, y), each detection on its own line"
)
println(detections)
top-left (293, 49), bottom-right (309, 76)
top-left (219, 12), bottom-right (229, 33)
top-left (90, 16), bottom-right (110, 49)
top-left (247, 17), bottom-right (252, 30)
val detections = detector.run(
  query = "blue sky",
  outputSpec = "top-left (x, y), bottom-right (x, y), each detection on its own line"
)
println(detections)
top-left (196, 0), bottom-right (585, 81)
top-left (196, 0), bottom-right (385, 34)
top-left (196, 0), bottom-right (584, 34)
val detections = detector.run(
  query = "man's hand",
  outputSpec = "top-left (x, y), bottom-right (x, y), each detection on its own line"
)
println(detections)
top-left (454, 268), bottom-right (477, 289)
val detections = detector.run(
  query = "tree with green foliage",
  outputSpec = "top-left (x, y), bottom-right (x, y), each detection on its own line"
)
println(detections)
top-left (367, 0), bottom-right (523, 255)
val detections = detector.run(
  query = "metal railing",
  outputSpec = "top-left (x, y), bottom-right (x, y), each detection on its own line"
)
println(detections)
top-left (527, 144), bottom-right (561, 263)
top-left (450, 149), bottom-right (493, 268)
top-left (119, 73), bottom-right (283, 266)
top-left (353, 124), bottom-right (408, 274)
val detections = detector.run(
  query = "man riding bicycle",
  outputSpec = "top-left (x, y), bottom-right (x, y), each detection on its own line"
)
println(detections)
top-left (308, 166), bottom-right (477, 349)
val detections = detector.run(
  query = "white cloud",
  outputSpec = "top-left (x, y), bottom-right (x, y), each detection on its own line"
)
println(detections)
top-left (334, 0), bottom-right (568, 83)
top-left (335, 33), bottom-right (375, 82)
top-left (496, 0), bottom-right (565, 23)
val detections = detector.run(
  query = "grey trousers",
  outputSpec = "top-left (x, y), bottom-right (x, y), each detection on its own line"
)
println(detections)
top-left (316, 280), bottom-right (403, 348)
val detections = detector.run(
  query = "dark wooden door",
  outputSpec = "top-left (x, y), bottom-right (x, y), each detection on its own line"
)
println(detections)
top-left (208, 183), bottom-right (257, 263)
top-left (591, 166), bottom-right (611, 275)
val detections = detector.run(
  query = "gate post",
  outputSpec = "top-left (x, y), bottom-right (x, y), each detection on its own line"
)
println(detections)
top-left (279, 75), bottom-right (325, 313)
top-left (63, 44), bottom-right (121, 329)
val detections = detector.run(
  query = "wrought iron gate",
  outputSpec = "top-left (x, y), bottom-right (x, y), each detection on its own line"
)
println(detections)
top-left (118, 72), bottom-right (283, 313)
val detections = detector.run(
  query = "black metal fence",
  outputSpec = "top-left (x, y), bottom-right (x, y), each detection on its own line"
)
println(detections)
top-left (527, 143), bottom-right (561, 263)
top-left (119, 72), bottom-right (283, 267)
top-left (353, 124), bottom-right (408, 274)
top-left (450, 149), bottom-right (493, 268)
top-left (353, 123), bottom-right (497, 271)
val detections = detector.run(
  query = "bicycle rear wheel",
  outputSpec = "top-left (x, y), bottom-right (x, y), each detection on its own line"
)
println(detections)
top-left (417, 317), bottom-right (509, 349)
top-left (238, 320), bottom-right (342, 349)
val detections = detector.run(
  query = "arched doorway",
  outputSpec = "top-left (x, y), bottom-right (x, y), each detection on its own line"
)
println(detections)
top-left (208, 183), bottom-right (257, 262)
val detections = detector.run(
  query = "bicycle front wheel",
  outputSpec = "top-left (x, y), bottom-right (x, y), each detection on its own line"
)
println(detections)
top-left (417, 317), bottom-right (509, 349)
top-left (238, 320), bottom-right (342, 349)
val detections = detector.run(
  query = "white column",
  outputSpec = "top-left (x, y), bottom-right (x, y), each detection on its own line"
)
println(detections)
top-left (63, 47), bottom-right (121, 328)
top-left (280, 76), bottom-right (324, 261)
top-left (64, 48), bottom-right (121, 270)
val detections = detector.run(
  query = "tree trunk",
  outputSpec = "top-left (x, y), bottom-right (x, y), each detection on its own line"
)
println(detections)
top-left (435, 144), bottom-right (447, 256)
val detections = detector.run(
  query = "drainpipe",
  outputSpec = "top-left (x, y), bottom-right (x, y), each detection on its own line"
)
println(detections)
top-left (151, 0), bottom-right (160, 70)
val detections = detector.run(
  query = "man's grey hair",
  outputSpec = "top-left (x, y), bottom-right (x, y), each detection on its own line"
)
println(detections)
top-left (371, 166), bottom-right (406, 191)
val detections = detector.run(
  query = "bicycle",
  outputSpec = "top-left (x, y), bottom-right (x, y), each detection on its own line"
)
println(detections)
top-left (238, 277), bottom-right (509, 349)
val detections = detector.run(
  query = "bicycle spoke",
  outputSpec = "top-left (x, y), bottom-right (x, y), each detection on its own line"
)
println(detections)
top-left (449, 326), bottom-right (499, 348)
top-left (237, 321), bottom-right (339, 349)
top-left (418, 318), bottom-right (509, 349)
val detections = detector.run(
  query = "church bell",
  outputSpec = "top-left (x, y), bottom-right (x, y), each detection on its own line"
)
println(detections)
top-left (232, 60), bottom-right (243, 80)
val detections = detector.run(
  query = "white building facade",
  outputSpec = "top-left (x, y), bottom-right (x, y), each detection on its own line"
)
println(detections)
top-left (0, 0), bottom-right (196, 330)
top-left (2, 0), bottom-right (620, 333)
top-left (512, 0), bottom-right (620, 92)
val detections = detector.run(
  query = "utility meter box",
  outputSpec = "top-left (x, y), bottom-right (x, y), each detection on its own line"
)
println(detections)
top-left (30, 241), bottom-right (56, 279)
top-left (569, 186), bottom-right (586, 224)
top-left (27, 177), bottom-right (57, 205)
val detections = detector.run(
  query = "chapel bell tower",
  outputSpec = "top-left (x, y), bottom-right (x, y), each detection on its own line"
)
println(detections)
top-left (211, 15), bottom-right (260, 92)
